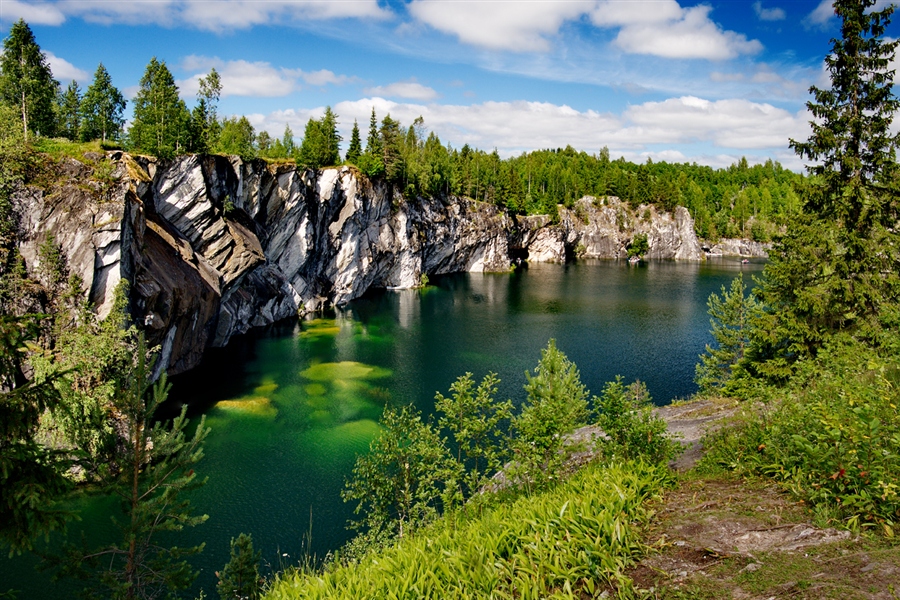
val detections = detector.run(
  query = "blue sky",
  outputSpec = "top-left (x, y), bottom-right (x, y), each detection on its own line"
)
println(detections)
top-left (2, 0), bottom-right (896, 169)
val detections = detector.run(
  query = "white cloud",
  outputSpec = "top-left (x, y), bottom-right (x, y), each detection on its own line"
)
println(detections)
top-left (601, 4), bottom-right (763, 60)
top-left (407, 0), bottom-right (761, 59)
top-left (45, 51), bottom-right (89, 83)
top-left (407, 0), bottom-right (586, 52)
top-left (804, 0), bottom-right (834, 29)
top-left (177, 57), bottom-right (356, 98)
top-left (25, 0), bottom-right (390, 32)
top-left (753, 2), bottom-right (786, 21)
top-left (301, 69), bottom-right (356, 87)
top-left (623, 96), bottom-right (808, 149)
top-left (364, 80), bottom-right (439, 101)
top-left (253, 95), bottom-right (808, 167)
top-left (0, 0), bottom-right (66, 25)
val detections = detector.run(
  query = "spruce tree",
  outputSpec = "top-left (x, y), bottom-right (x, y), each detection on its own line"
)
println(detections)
top-left (56, 80), bottom-right (81, 141)
top-left (128, 57), bottom-right (189, 158)
top-left (346, 119), bottom-right (362, 164)
top-left (0, 19), bottom-right (59, 139)
top-left (756, 0), bottom-right (900, 377)
top-left (216, 533), bottom-right (262, 600)
top-left (80, 63), bottom-right (125, 142)
top-left (359, 107), bottom-right (384, 177)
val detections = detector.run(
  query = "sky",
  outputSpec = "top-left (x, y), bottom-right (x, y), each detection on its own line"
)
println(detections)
top-left (1, 0), bottom-right (897, 170)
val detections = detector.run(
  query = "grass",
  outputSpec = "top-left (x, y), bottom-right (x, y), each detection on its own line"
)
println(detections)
top-left (264, 460), bottom-right (672, 600)
top-left (32, 137), bottom-right (116, 163)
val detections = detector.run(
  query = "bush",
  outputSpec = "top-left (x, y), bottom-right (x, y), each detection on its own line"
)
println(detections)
top-left (594, 377), bottom-right (678, 465)
top-left (701, 336), bottom-right (900, 534)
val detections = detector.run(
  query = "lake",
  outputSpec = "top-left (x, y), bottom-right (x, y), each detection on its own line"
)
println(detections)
top-left (1, 258), bottom-right (762, 597)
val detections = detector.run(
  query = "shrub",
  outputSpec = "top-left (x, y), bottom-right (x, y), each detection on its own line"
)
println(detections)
top-left (594, 377), bottom-right (678, 465)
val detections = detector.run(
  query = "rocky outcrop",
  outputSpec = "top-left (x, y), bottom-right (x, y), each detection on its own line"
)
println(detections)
top-left (703, 238), bottom-right (771, 258)
top-left (15, 154), bottom-right (720, 376)
top-left (511, 197), bottom-right (703, 262)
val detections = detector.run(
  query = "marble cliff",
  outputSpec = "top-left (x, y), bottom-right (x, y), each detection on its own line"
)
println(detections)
top-left (14, 153), bottom-right (761, 375)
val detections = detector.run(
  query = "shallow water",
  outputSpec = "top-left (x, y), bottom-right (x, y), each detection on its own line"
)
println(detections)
top-left (1, 258), bottom-right (762, 597)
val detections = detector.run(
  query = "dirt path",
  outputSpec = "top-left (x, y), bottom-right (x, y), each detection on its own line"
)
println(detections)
top-left (627, 399), bottom-right (900, 600)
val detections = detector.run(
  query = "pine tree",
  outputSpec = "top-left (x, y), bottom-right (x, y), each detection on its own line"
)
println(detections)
top-left (80, 63), bottom-right (126, 142)
top-left (0, 314), bottom-right (70, 554)
top-left (346, 119), bottom-right (362, 164)
top-left (55, 334), bottom-right (209, 599)
top-left (380, 114), bottom-right (404, 184)
top-left (512, 339), bottom-right (590, 485)
top-left (216, 533), bottom-right (262, 600)
top-left (695, 274), bottom-right (761, 394)
top-left (0, 19), bottom-right (59, 139)
top-left (757, 0), bottom-right (900, 376)
top-left (128, 57), bottom-right (190, 158)
top-left (359, 107), bottom-right (384, 177)
top-left (56, 80), bottom-right (81, 141)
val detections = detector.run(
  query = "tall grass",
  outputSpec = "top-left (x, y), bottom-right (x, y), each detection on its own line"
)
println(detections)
top-left (264, 460), bottom-right (671, 599)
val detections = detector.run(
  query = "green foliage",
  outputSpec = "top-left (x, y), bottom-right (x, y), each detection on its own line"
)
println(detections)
top-left (345, 120), bottom-right (361, 164)
top-left (0, 104), bottom-right (28, 271)
top-left (435, 372), bottom-right (513, 503)
top-left (51, 334), bottom-right (210, 599)
top-left (80, 63), bottom-right (126, 143)
top-left (266, 460), bottom-right (670, 600)
top-left (695, 274), bottom-right (762, 395)
top-left (128, 57), bottom-right (190, 158)
top-left (216, 116), bottom-right (256, 160)
top-left (196, 68), bottom-right (222, 150)
top-left (0, 19), bottom-right (59, 139)
top-left (0, 314), bottom-right (69, 555)
top-left (217, 533), bottom-right (262, 600)
top-left (56, 80), bottom-right (81, 141)
top-left (342, 405), bottom-right (451, 540)
top-left (757, 0), bottom-right (900, 374)
top-left (701, 336), bottom-right (900, 534)
top-left (512, 339), bottom-right (590, 485)
top-left (296, 107), bottom-right (340, 169)
top-left (594, 377), bottom-right (677, 464)
top-left (626, 233), bottom-right (649, 259)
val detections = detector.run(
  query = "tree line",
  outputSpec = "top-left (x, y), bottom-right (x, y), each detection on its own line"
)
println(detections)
top-left (2, 17), bottom-right (803, 243)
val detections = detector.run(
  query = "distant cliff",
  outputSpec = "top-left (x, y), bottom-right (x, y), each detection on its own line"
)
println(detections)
top-left (14, 152), bottom-right (753, 375)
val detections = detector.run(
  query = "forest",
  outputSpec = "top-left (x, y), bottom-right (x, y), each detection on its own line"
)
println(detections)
top-left (2, 0), bottom-right (900, 597)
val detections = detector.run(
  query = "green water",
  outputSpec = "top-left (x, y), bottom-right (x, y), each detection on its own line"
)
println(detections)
top-left (1, 259), bottom-right (762, 597)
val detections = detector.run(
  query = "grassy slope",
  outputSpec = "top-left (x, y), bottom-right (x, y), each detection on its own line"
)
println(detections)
top-left (264, 461), bottom-right (671, 600)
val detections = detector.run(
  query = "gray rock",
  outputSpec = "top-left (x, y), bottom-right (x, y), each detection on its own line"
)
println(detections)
top-left (14, 154), bottom-right (723, 375)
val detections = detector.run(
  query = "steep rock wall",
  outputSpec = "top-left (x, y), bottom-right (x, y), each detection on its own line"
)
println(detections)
top-left (16, 153), bottom-right (713, 375)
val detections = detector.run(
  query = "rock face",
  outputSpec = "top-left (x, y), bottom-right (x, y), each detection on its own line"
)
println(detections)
top-left (16, 154), bottom-right (714, 375)
top-left (704, 238), bottom-right (771, 258)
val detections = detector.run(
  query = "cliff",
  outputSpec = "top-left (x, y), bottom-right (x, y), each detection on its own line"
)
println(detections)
top-left (15, 153), bottom-right (716, 375)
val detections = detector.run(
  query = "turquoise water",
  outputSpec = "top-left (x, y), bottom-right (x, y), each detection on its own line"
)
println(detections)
top-left (1, 258), bottom-right (761, 597)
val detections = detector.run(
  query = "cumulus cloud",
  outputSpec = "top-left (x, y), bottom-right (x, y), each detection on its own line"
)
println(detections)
top-left (177, 56), bottom-right (356, 98)
top-left (45, 51), bottom-right (90, 83)
top-left (623, 96), bottom-right (808, 149)
top-left (0, 0), bottom-right (66, 25)
top-left (18, 0), bottom-right (390, 32)
top-left (596, 3), bottom-right (763, 60)
top-left (407, 0), bottom-right (761, 59)
top-left (407, 0), bottom-right (586, 52)
top-left (253, 95), bottom-right (808, 167)
top-left (753, 2), bottom-right (786, 21)
top-left (364, 80), bottom-right (439, 101)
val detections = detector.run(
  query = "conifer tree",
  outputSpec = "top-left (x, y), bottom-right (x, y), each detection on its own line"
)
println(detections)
top-left (196, 68), bottom-right (222, 149)
top-left (56, 80), bottom-right (81, 141)
top-left (346, 119), bottom-right (362, 164)
top-left (282, 124), bottom-right (295, 157)
top-left (216, 533), bottom-right (262, 600)
top-left (128, 57), bottom-right (189, 158)
top-left (695, 274), bottom-right (761, 394)
top-left (359, 107), bottom-right (384, 177)
top-left (80, 63), bottom-right (125, 142)
top-left (380, 114), bottom-right (404, 184)
top-left (0, 19), bottom-right (59, 139)
top-left (756, 0), bottom-right (900, 377)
